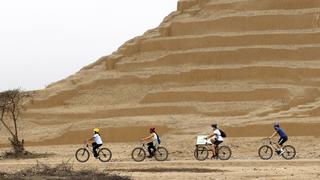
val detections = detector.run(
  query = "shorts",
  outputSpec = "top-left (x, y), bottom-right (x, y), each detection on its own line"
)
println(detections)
top-left (278, 136), bottom-right (288, 145)
top-left (214, 140), bottom-right (223, 146)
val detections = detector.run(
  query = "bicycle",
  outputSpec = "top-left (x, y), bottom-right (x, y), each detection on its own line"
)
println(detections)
top-left (194, 136), bottom-right (232, 161)
top-left (258, 138), bottom-right (296, 160)
top-left (75, 142), bottom-right (112, 163)
top-left (131, 143), bottom-right (169, 162)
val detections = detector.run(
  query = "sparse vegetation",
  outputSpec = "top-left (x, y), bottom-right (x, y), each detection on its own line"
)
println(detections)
top-left (105, 168), bottom-right (226, 173)
top-left (1, 151), bottom-right (55, 160)
top-left (0, 89), bottom-right (30, 157)
top-left (0, 161), bottom-right (131, 180)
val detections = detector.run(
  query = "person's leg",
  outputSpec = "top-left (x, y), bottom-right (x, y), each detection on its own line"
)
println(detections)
top-left (215, 141), bottom-right (221, 153)
top-left (279, 137), bottom-right (288, 151)
top-left (210, 139), bottom-right (216, 157)
top-left (278, 137), bottom-right (285, 149)
top-left (215, 141), bottom-right (222, 158)
top-left (92, 142), bottom-right (98, 157)
top-left (147, 142), bottom-right (154, 157)
top-left (277, 138), bottom-right (283, 150)
top-left (151, 142), bottom-right (157, 155)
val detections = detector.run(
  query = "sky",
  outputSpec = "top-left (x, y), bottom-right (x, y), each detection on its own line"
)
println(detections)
top-left (0, 0), bottom-right (178, 91)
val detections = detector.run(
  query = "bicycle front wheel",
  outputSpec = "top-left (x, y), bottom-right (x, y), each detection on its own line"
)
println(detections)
top-left (218, 146), bottom-right (232, 160)
top-left (98, 148), bottom-right (112, 162)
top-left (75, 148), bottom-right (90, 163)
top-left (132, 147), bottom-right (146, 162)
top-left (258, 145), bottom-right (273, 160)
top-left (154, 147), bottom-right (168, 161)
top-left (194, 146), bottom-right (208, 161)
top-left (282, 145), bottom-right (296, 160)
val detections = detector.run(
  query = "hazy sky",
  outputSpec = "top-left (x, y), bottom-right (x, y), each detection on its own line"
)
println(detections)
top-left (0, 0), bottom-right (178, 91)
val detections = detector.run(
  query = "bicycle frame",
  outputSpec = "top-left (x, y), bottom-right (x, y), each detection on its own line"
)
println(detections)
top-left (84, 143), bottom-right (103, 155)
top-left (196, 143), bottom-right (221, 154)
top-left (263, 139), bottom-right (280, 151)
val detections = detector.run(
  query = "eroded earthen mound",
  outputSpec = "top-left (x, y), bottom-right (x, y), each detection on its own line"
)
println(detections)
top-left (7, 0), bottom-right (320, 144)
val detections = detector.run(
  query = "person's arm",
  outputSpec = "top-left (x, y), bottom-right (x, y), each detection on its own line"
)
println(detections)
top-left (87, 135), bottom-right (95, 143)
top-left (141, 134), bottom-right (154, 141)
top-left (206, 133), bottom-right (214, 139)
top-left (269, 131), bottom-right (277, 139)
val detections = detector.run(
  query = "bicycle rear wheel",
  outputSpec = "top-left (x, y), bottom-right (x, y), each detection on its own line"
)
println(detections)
top-left (75, 148), bottom-right (90, 163)
top-left (217, 146), bottom-right (232, 160)
top-left (258, 145), bottom-right (273, 160)
top-left (282, 145), bottom-right (296, 160)
top-left (132, 147), bottom-right (146, 162)
top-left (194, 146), bottom-right (208, 161)
top-left (98, 148), bottom-right (112, 162)
top-left (154, 147), bottom-right (168, 161)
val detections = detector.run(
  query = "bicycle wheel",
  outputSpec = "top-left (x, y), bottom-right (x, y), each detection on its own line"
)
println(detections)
top-left (258, 145), bottom-right (273, 160)
top-left (282, 145), bottom-right (296, 160)
top-left (217, 146), bottom-right (232, 160)
top-left (154, 147), bottom-right (168, 161)
top-left (132, 147), bottom-right (146, 162)
top-left (75, 148), bottom-right (90, 163)
top-left (194, 146), bottom-right (208, 161)
top-left (98, 148), bottom-right (112, 162)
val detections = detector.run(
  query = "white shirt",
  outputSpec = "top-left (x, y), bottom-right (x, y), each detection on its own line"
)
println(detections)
top-left (93, 134), bottom-right (103, 145)
top-left (214, 129), bottom-right (224, 142)
top-left (151, 133), bottom-right (157, 141)
top-left (151, 132), bottom-right (159, 145)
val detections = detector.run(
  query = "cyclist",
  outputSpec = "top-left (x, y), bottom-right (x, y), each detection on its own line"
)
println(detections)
top-left (87, 128), bottom-right (103, 158)
top-left (269, 122), bottom-right (288, 155)
top-left (206, 124), bottom-right (224, 159)
top-left (141, 127), bottom-right (159, 158)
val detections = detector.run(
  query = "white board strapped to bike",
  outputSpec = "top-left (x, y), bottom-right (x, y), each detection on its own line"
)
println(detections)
top-left (196, 135), bottom-right (212, 145)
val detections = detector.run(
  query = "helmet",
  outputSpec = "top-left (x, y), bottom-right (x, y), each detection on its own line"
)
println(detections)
top-left (93, 128), bottom-right (100, 133)
top-left (150, 127), bottom-right (155, 132)
top-left (274, 122), bottom-right (280, 128)
top-left (211, 124), bottom-right (217, 128)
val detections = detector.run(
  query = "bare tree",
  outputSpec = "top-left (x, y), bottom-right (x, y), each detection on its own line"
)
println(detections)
top-left (0, 89), bottom-right (30, 154)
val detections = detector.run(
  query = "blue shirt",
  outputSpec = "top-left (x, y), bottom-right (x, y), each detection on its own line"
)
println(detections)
top-left (276, 127), bottom-right (287, 138)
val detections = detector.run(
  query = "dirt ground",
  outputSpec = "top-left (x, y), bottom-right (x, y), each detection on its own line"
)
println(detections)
top-left (2, 0), bottom-right (320, 179)
top-left (1, 135), bottom-right (319, 180)
top-left (1, 122), bottom-right (320, 179)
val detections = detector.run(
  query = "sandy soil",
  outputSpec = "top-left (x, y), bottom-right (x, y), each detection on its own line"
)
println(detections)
top-left (22, 0), bottom-right (320, 129)
top-left (1, 135), bottom-right (319, 179)
top-left (2, 0), bottom-right (320, 179)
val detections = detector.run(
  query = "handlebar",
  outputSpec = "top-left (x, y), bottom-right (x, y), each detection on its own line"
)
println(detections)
top-left (83, 140), bottom-right (91, 148)
top-left (261, 137), bottom-right (276, 145)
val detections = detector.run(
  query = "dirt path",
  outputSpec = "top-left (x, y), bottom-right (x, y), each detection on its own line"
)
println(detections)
top-left (0, 159), bottom-right (319, 179)
top-left (0, 136), bottom-right (319, 179)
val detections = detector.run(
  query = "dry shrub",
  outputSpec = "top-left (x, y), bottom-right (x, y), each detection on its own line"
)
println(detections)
top-left (0, 161), bottom-right (131, 180)
top-left (1, 151), bottom-right (55, 160)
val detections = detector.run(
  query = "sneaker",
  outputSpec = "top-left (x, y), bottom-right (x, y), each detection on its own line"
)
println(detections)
top-left (275, 150), bottom-right (280, 155)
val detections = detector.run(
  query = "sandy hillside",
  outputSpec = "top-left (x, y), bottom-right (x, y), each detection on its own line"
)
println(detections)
top-left (1, 0), bottom-right (320, 179)
top-left (0, 0), bottom-right (320, 155)
top-left (0, 0), bottom-right (317, 144)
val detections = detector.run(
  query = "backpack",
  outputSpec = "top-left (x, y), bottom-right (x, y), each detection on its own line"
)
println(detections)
top-left (155, 133), bottom-right (161, 144)
top-left (219, 129), bottom-right (227, 138)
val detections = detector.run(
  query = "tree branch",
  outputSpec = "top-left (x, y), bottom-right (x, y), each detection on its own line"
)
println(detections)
top-left (0, 109), bottom-right (15, 137)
